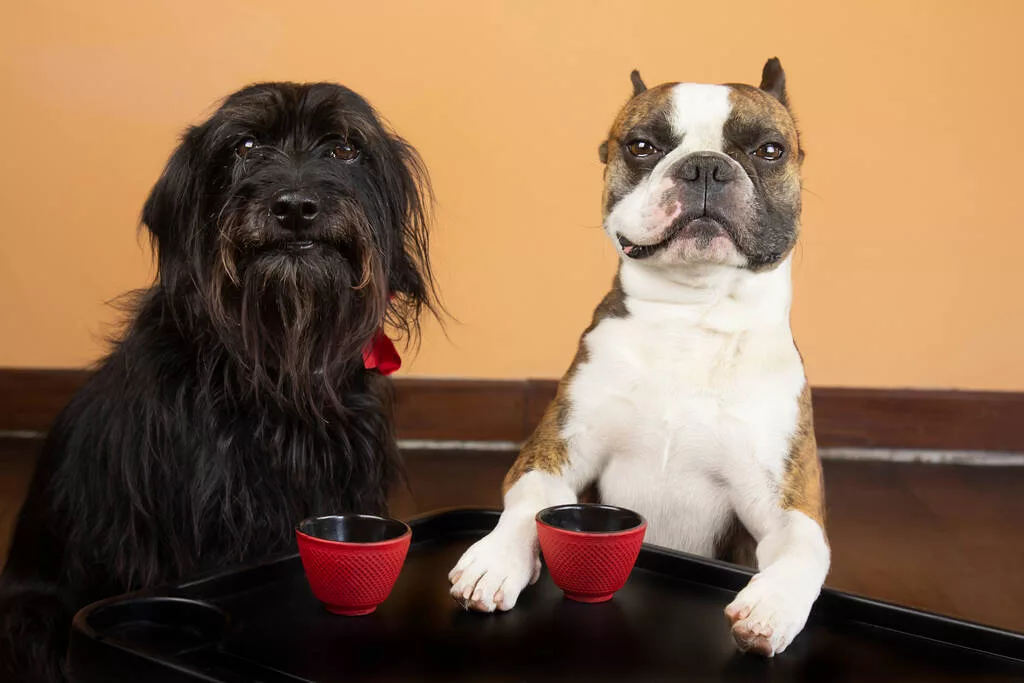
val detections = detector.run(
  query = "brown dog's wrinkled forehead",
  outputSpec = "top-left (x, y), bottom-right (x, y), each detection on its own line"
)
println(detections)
top-left (722, 83), bottom-right (800, 147)
top-left (605, 83), bottom-right (678, 144)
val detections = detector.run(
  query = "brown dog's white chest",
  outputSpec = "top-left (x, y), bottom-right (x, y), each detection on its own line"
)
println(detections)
top-left (561, 260), bottom-right (806, 554)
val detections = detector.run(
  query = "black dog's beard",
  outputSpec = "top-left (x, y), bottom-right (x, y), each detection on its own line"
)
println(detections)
top-left (205, 199), bottom-right (387, 417)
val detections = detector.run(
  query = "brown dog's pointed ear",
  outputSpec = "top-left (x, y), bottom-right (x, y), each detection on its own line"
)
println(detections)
top-left (759, 57), bottom-right (788, 108)
top-left (630, 69), bottom-right (647, 97)
top-left (598, 141), bottom-right (609, 164)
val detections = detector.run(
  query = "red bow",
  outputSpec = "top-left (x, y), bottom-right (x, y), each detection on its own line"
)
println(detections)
top-left (362, 329), bottom-right (401, 375)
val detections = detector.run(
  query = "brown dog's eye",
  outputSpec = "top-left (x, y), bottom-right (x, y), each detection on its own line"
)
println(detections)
top-left (627, 140), bottom-right (659, 157)
top-left (330, 141), bottom-right (360, 161)
top-left (235, 137), bottom-right (256, 158)
top-left (753, 142), bottom-right (785, 161)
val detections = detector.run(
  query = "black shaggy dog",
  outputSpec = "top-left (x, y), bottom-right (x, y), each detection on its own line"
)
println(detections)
top-left (0, 82), bottom-right (436, 681)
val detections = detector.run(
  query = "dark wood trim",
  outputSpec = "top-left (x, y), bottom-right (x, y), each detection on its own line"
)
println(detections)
top-left (0, 369), bottom-right (91, 434)
top-left (810, 387), bottom-right (1024, 453)
top-left (2, 369), bottom-right (1022, 452)
top-left (390, 378), bottom-right (528, 441)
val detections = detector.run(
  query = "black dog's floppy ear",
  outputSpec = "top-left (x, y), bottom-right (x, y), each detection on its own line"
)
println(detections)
top-left (759, 57), bottom-right (788, 108)
top-left (630, 69), bottom-right (647, 97)
top-left (141, 127), bottom-right (205, 265)
top-left (598, 140), bottom-right (609, 164)
top-left (377, 130), bottom-right (442, 338)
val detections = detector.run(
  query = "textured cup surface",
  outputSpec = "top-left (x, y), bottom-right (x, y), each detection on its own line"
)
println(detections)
top-left (536, 504), bottom-right (647, 603)
top-left (295, 514), bottom-right (411, 616)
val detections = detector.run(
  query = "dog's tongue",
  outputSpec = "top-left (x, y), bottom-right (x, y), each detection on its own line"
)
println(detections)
top-left (362, 330), bottom-right (401, 375)
top-left (618, 234), bottom-right (645, 257)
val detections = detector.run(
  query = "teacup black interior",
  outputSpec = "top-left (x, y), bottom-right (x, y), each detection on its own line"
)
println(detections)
top-left (298, 515), bottom-right (408, 543)
top-left (537, 504), bottom-right (645, 533)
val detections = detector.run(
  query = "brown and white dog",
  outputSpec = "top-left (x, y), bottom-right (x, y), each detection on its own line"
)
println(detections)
top-left (448, 59), bottom-right (828, 657)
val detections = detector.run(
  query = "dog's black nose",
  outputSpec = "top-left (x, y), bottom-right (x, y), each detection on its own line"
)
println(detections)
top-left (270, 190), bottom-right (319, 230)
top-left (678, 153), bottom-right (735, 183)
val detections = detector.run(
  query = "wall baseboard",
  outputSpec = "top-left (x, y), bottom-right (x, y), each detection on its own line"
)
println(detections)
top-left (2, 369), bottom-right (1023, 452)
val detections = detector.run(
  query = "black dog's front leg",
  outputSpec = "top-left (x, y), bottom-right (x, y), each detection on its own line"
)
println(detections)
top-left (0, 479), bottom-right (78, 683)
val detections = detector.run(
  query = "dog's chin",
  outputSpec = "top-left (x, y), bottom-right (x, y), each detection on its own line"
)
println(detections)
top-left (213, 234), bottom-right (385, 409)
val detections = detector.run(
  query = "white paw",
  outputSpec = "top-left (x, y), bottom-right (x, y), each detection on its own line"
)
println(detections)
top-left (448, 526), bottom-right (541, 612)
top-left (725, 572), bottom-right (816, 656)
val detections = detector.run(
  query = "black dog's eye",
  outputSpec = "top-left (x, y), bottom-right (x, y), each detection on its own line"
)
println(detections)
top-left (235, 137), bottom-right (257, 158)
top-left (753, 142), bottom-right (785, 161)
top-left (330, 141), bottom-right (360, 161)
top-left (627, 140), bottom-right (659, 157)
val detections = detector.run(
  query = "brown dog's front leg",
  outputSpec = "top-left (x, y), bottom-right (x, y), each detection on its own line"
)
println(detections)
top-left (725, 385), bottom-right (830, 656)
top-left (447, 390), bottom-right (597, 612)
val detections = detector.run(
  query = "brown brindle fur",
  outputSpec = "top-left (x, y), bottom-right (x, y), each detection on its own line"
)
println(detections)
top-left (501, 273), bottom-right (628, 495)
top-left (725, 84), bottom-right (801, 152)
top-left (725, 84), bottom-right (805, 269)
top-left (714, 515), bottom-right (758, 567)
top-left (780, 384), bottom-right (826, 527)
top-left (600, 84), bottom-right (676, 212)
top-left (726, 84), bottom-right (803, 184)
top-left (604, 83), bottom-right (676, 144)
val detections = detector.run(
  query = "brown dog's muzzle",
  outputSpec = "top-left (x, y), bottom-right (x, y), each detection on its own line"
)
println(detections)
top-left (666, 151), bottom-right (750, 224)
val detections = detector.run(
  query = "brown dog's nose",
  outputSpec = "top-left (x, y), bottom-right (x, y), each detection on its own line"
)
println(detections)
top-left (678, 153), bottom-right (736, 184)
top-left (270, 190), bottom-right (319, 230)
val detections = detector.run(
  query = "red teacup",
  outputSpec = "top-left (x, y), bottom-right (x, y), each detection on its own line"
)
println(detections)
top-left (536, 504), bottom-right (647, 603)
top-left (295, 514), bottom-right (411, 616)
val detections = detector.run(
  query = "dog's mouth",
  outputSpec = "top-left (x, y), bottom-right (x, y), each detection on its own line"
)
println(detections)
top-left (617, 218), bottom-right (729, 260)
top-left (253, 238), bottom-right (334, 255)
top-left (286, 240), bottom-right (316, 252)
top-left (617, 233), bottom-right (664, 260)
top-left (246, 237), bottom-right (369, 270)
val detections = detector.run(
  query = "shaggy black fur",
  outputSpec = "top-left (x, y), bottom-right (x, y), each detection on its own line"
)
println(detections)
top-left (0, 82), bottom-right (436, 682)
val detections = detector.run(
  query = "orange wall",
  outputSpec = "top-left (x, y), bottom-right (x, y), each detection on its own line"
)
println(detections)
top-left (2, 0), bottom-right (1023, 390)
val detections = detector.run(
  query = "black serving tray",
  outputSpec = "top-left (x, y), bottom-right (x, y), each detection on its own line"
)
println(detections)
top-left (68, 508), bottom-right (1024, 682)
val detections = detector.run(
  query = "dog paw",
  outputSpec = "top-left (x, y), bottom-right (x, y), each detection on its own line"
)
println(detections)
top-left (725, 573), bottom-right (815, 657)
top-left (448, 528), bottom-right (541, 612)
